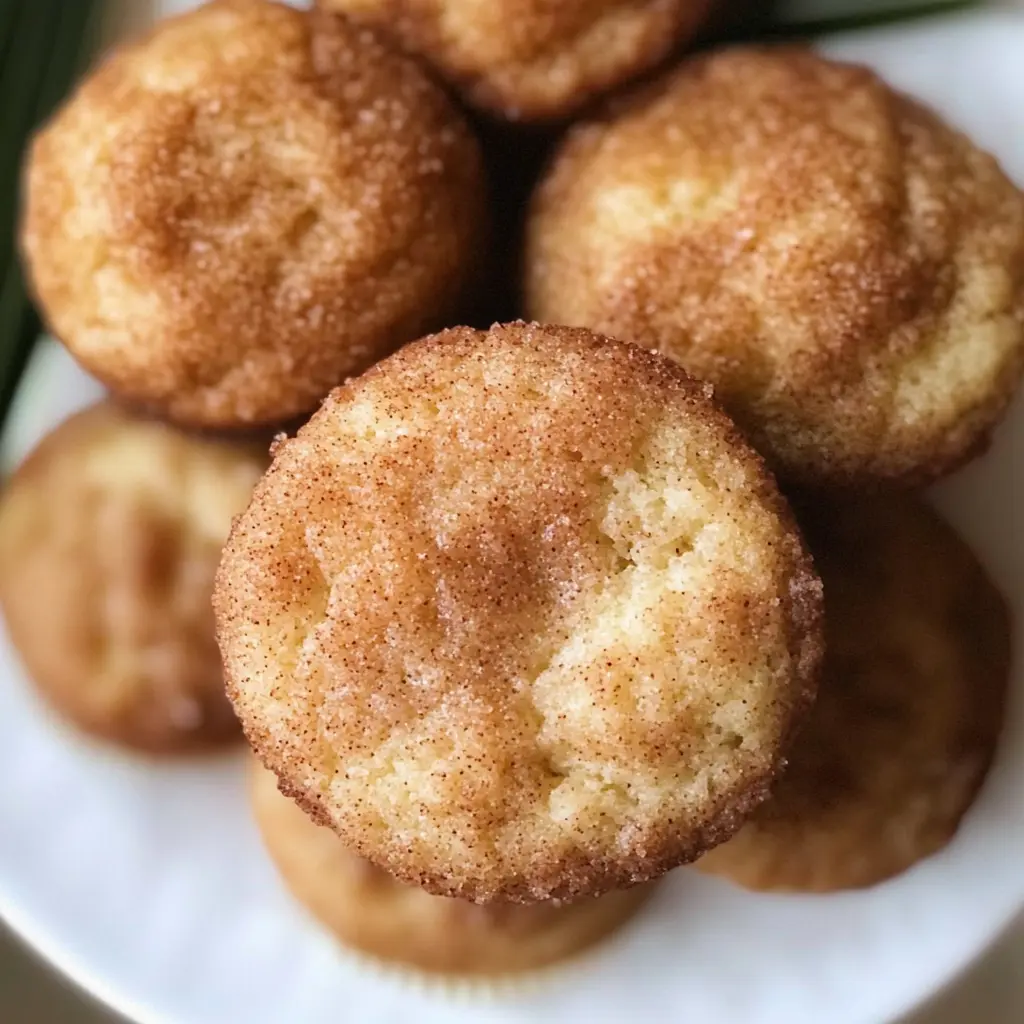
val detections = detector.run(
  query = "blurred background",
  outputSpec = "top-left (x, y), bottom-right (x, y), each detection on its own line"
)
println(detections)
top-left (0, 0), bottom-right (1020, 1021)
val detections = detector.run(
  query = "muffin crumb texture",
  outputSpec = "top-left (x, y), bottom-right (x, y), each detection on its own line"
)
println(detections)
top-left (526, 46), bottom-right (1024, 485)
top-left (217, 322), bottom-right (822, 901)
top-left (698, 494), bottom-right (1011, 891)
top-left (318, 0), bottom-right (713, 121)
top-left (0, 403), bottom-right (266, 752)
top-left (251, 761), bottom-right (654, 975)
top-left (22, 0), bottom-right (485, 428)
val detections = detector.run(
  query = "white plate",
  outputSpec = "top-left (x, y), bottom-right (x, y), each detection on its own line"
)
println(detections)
top-left (2, 9), bottom-right (1024, 1024)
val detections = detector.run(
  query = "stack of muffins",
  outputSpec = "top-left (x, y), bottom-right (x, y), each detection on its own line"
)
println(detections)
top-left (2, 0), bottom-right (1020, 983)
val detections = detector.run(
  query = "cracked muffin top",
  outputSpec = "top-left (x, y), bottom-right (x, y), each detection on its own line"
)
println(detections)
top-left (0, 402), bottom-right (266, 753)
top-left (525, 47), bottom-right (1024, 486)
top-left (317, 0), bottom-right (713, 122)
top-left (697, 493), bottom-right (1010, 891)
top-left (216, 322), bottom-right (823, 901)
top-left (21, 0), bottom-right (485, 429)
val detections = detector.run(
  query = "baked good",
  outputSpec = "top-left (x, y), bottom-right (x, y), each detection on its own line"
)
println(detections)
top-left (0, 403), bottom-right (267, 753)
top-left (697, 494), bottom-right (1011, 891)
top-left (22, 0), bottom-right (486, 429)
top-left (525, 47), bottom-right (1024, 486)
top-left (217, 321), bottom-right (823, 901)
top-left (251, 762), bottom-right (654, 975)
top-left (317, 0), bottom-right (713, 121)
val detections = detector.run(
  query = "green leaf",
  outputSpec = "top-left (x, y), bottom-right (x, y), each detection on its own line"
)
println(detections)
top-left (773, 0), bottom-right (977, 33)
top-left (0, 0), bottom-right (100, 430)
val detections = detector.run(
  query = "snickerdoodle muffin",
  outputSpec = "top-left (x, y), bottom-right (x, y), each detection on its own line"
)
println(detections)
top-left (697, 494), bottom-right (1010, 891)
top-left (251, 762), bottom-right (654, 975)
top-left (317, 0), bottom-right (714, 122)
top-left (21, 0), bottom-right (485, 429)
top-left (0, 403), bottom-right (267, 753)
top-left (525, 47), bottom-right (1024, 486)
top-left (217, 322), bottom-right (823, 902)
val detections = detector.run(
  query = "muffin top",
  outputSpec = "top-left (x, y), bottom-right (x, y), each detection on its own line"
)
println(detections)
top-left (697, 494), bottom-right (1011, 891)
top-left (217, 322), bottom-right (822, 901)
top-left (0, 403), bottom-right (266, 753)
top-left (22, 0), bottom-right (485, 429)
top-left (525, 47), bottom-right (1024, 486)
top-left (318, 0), bottom-right (713, 122)
top-left (251, 762), bottom-right (653, 975)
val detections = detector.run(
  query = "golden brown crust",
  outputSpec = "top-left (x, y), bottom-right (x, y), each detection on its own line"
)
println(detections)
top-left (525, 46), bottom-right (1024, 487)
top-left (697, 493), bottom-right (1011, 891)
top-left (317, 0), bottom-right (713, 121)
top-left (0, 403), bottom-right (267, 754)
top-left (21, 0), bottom-right (486, 429)
top-left (217, 321), bottom-right (823, 901)
top-left (250, 762), bottom-right (654, 975)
